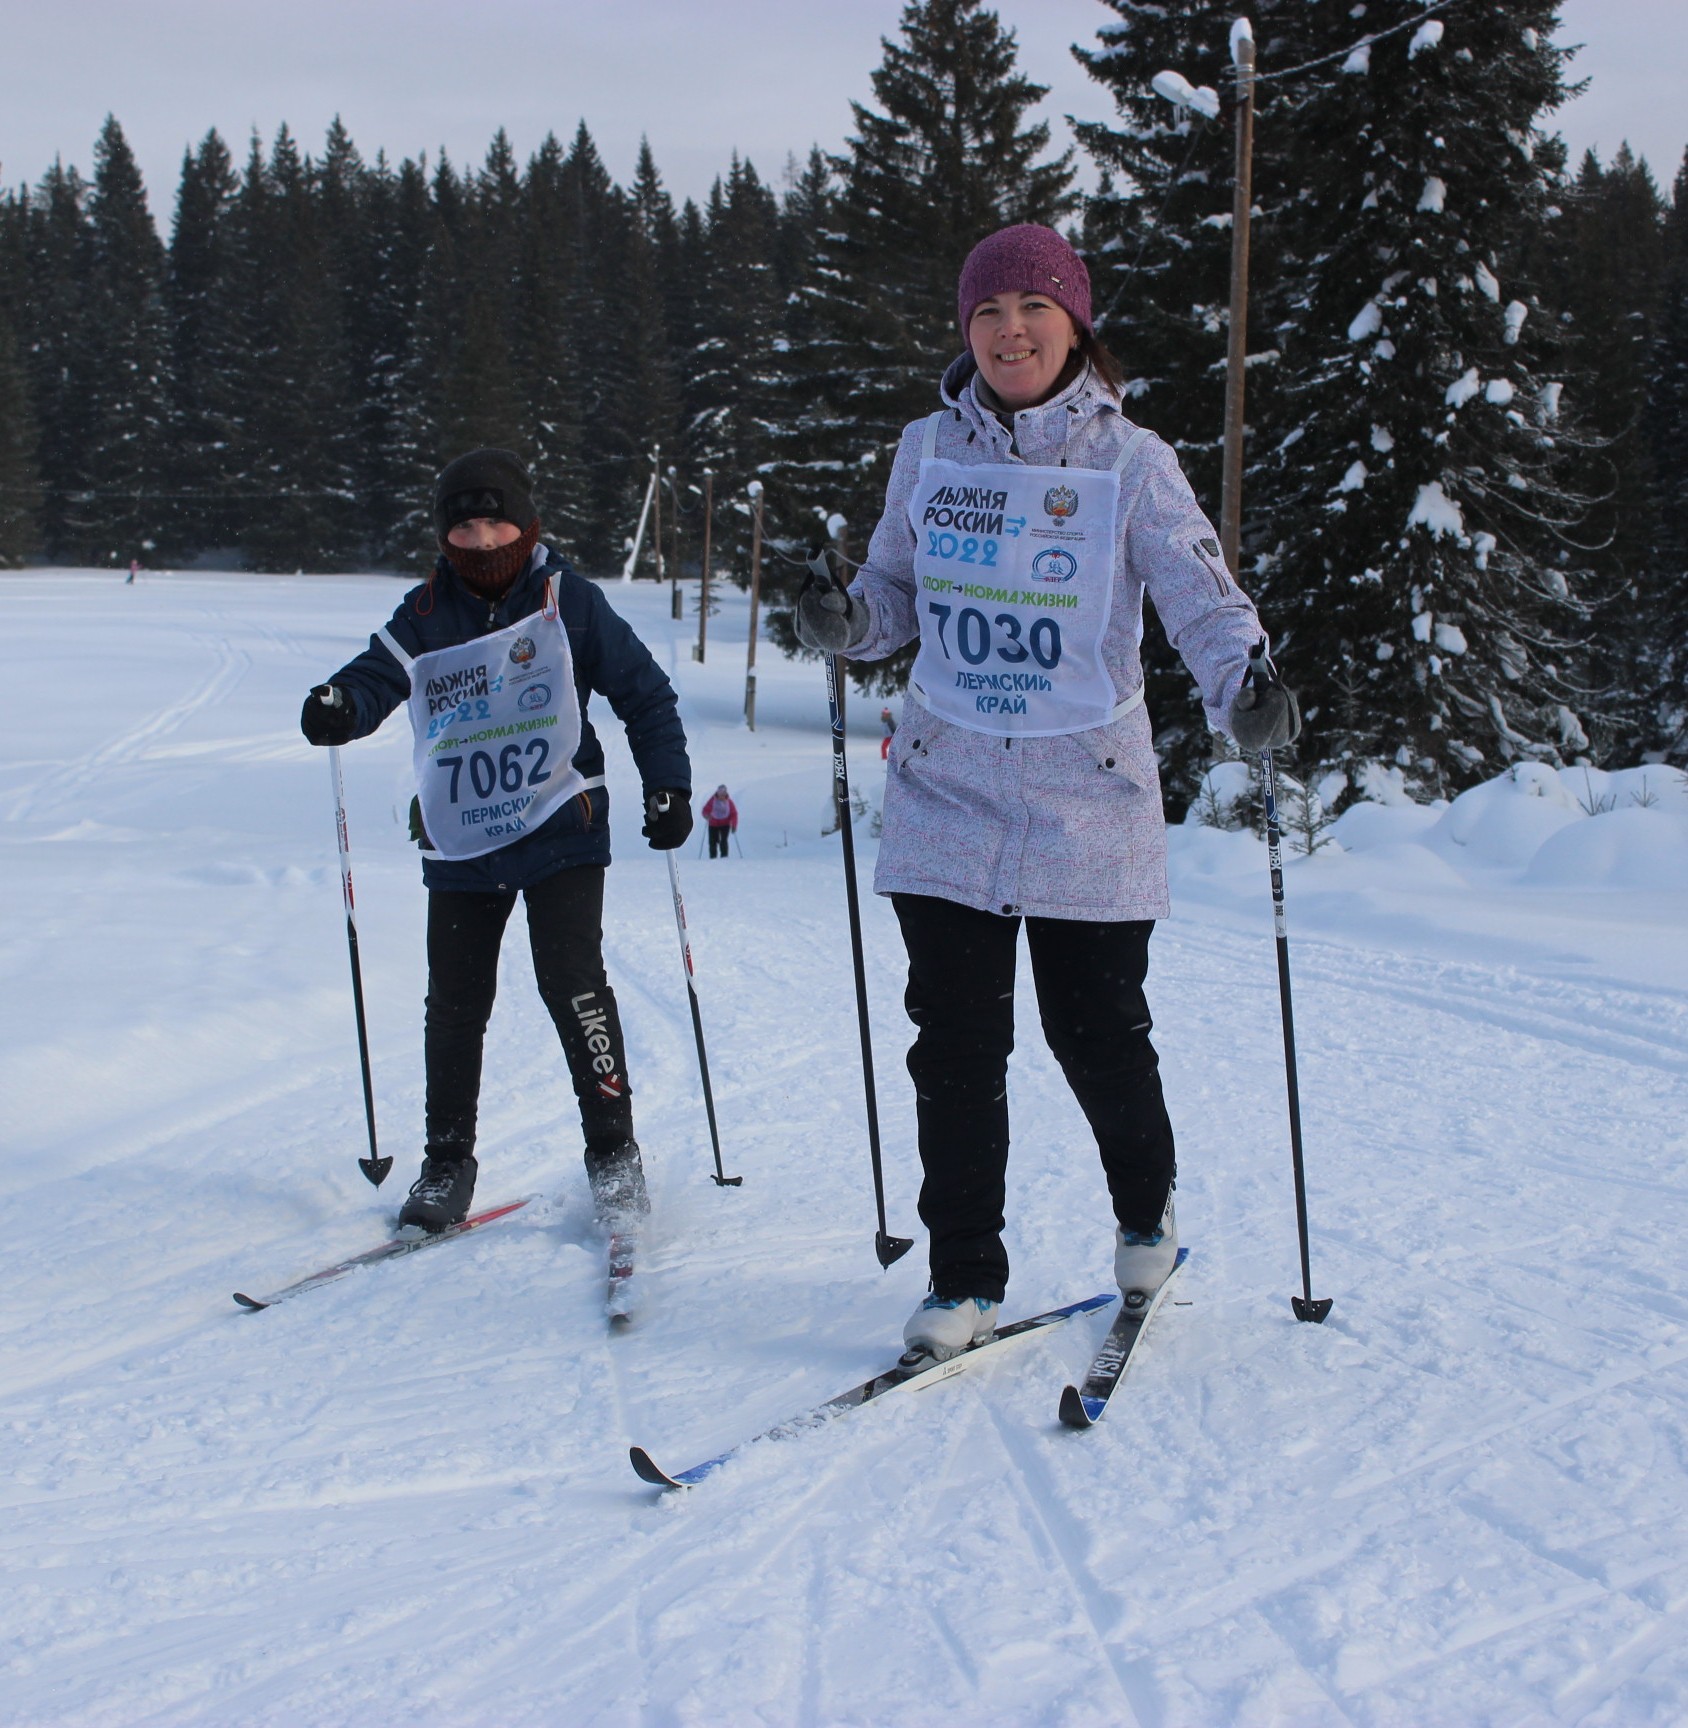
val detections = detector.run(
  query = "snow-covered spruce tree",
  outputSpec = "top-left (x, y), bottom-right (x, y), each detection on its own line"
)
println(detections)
top-left (0, 188), bottom-right (45, 563)
top-left (619, 137), bottom-right (684, 496)
top-left (61, 117), bottom-right (172, 566)
top-left (16, 163), bottom-right (90, 557)
top-left (687, 156), bottom-right (784, 575)
top-left (1074, 1), bottom-right (1323, 807)
top-left (359, 153), bottom-right (438, 564)
top-left (1644, 148), bottom-right (1688, 761)
top-left (163, 130), bottom-right (240, 559)
top-left (385, 153), bottom-right (472, 561)
top-left (1552, 146), bottom-right (1668, 747)
top-left (315, 118), bottom-right (429, 563)
top-left (434, 138), bottom-right (526, 470)
top-left (0, 301), bottom-right (42, 564)
top-left (587, 181), bottom-right (681, 578)
top-left (1247, 1), bottom-right (1602, 803)
top-left (766, 0), bottom-right (1076, 685)
top-left (537, 123), bottom-right (638, 572)
top-left (511, 134), bottom-right (588, 558)
top-left (227, 127), bottom-right (361, 571)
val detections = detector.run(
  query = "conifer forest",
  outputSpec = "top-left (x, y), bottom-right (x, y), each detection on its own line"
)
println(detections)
top-left (2, 0), bottom-right (1685, 805)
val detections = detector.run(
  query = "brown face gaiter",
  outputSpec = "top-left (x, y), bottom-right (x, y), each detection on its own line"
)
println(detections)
top-left (441, 519), bottom-right (542, 600)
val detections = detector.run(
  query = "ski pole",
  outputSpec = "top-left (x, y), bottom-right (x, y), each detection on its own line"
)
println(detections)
top-left (325, 731), bottom-right (391, 1188)
top-left (1245, 642), bottom-right (1330, 1323)
top-left (809, 551), bottom-right (913, 1269)
top-left (655, 794), bottom-right (741, 1187)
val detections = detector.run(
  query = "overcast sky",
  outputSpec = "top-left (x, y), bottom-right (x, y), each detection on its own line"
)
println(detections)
top-left (1, 1), bottom-right (1683, 223)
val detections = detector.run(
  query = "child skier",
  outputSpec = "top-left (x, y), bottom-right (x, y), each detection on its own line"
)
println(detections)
top-left (700, 784), bottom-right (737, 858)
top-left (300, 448), bottom-right (693, 1231)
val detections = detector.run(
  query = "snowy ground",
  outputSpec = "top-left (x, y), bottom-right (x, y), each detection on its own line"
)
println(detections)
top-left (4, 567), bottom-right (1688, 1728)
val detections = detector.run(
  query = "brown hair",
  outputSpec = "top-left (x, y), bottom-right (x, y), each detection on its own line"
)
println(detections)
top-left (1078, 328), bottom-right (1128, 399)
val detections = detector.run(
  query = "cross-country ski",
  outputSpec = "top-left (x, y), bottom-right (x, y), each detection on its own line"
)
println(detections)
top-left (231, 1197), bottom-right (536, 1309)
top-left (1058, 1246), bottom-right (1190, 1428)
top-left (630, 1292), bottom-right (1114, 1489)
top-left (604, 1226), bottom-right (639, 1327)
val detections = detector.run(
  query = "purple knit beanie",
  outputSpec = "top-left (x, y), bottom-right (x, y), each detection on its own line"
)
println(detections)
top-left (956, 224), bottom-right (1092, 335)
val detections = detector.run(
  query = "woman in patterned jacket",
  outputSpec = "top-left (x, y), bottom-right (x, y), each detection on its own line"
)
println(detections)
top-left (795, 225), bottom-right (1300, 1359)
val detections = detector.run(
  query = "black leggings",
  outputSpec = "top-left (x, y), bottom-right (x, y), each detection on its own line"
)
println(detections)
top-left (424, 867), bottom-right (633, 1162)
top-left (891, 893), bottom-right (1177, 1302)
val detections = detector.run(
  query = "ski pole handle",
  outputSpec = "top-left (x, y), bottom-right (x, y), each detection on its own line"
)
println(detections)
top-left (806, 547), bottom-right (843, 592)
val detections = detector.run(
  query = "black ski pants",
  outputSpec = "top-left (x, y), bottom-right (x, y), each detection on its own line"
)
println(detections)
top-left (891, 893), bottom-right (1177, 1303)
top-left (707, 824), bottom-right (731, 859)
top-left (424, 866), bottom-right (633, 1163)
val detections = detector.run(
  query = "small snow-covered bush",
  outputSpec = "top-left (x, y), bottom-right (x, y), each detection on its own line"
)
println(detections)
top-left (1189, 759), bottom-right (1256, 832)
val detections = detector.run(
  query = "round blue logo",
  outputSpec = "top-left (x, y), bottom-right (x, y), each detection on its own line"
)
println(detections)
top-left (1031, 548), bottom-right (1078, 583)
top-left (517, 683), bottom-right (551, 711)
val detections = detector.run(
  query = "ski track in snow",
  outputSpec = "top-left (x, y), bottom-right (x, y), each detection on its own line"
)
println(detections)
top-left (3, 571), bottom-right (1687, 1726)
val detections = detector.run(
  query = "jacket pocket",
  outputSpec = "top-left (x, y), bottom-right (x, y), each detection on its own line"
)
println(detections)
top-left (1048, 704), bottom-right (1157, 792)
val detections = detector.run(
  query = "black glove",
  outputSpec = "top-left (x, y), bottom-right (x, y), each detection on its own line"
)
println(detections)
top-left (1229, 642), bottom-right (1302, 752)
top-left (300, 684), bottom-right (357, 747)
top-left (642, 789), bottom-right (694, 851)
top-left (794, 553), bottom-right (870, 653)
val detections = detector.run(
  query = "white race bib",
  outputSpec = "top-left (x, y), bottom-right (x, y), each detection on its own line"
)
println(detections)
top-left (905, 419), bottom-right (1150, 736)
top-left (403, 581), bottom-right (588, 859)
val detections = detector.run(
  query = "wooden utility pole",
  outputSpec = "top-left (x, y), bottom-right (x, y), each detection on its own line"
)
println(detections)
top-left (650, 446), bottom-right (664, 586)
top-left (1219, 23), bottom-right (1256, 580)
top-left (668, 467), bottom-right (682, 620)
top-left (695, 470), bottom-right (713, 662)
top-left (744, 480), bottom-right (764, 730)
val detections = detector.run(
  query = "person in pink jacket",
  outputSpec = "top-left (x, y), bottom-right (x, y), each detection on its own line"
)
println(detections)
top-left (700, 784), bottom-right (737, 859)
top-left (796, 224), bottom-right (1299, 1360)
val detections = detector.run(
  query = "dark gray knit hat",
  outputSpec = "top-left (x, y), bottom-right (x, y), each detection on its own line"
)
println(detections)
top-left (433, 448), bottom-right (536, 539)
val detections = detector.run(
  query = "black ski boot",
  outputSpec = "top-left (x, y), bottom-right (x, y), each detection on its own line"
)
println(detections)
top-left (397, 1154), bottom-right (478, 1232)
top-left (586, 1138), bottom-right (649, 1225)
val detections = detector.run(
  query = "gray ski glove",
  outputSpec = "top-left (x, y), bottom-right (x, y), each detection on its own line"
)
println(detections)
top-left (795, 557), bottom-right (871, 653)
top-left (1229, 641), bottom-right (1302, 752)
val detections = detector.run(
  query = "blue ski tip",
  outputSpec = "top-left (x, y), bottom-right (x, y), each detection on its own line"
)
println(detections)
top-left (630, 1445), bottom-right (728, 1490)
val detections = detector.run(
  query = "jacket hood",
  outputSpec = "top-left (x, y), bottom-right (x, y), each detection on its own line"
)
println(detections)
top-left (937, 351), bottom-right (1119, 447)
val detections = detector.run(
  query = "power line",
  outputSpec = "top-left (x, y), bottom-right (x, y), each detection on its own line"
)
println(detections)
top-left (1246, 0), bottom-right (1469, 89)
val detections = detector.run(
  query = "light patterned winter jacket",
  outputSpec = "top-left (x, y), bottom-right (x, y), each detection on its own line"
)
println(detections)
top-left (845, 356), bottom-right (1265, 922)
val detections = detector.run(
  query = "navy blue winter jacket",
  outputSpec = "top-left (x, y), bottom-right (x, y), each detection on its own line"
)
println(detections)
top-left (324, 545), bottom-right (690, 892)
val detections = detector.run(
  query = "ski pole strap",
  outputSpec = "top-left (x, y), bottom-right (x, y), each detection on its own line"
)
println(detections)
top-left (1245, 634), bottom-right (1283, 694)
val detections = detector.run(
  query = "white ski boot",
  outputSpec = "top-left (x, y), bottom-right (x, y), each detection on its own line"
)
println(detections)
top-left (902, 1293), bottom-right (999, 1362)
top-left (1114, 1195), bottom-right (1178, 1295)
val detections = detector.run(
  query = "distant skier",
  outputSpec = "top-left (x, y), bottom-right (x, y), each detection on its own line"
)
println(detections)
top-left (298, 448), bottom-right (692, 1231)
top-left (879, 705), bottom-right (896, 760)
top-left (126, 559), bottom-right (138, 584)
top-left (795, 224), bottom-right (1300, 1359)
top-left (700, 784), bottom-right (737, 859)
